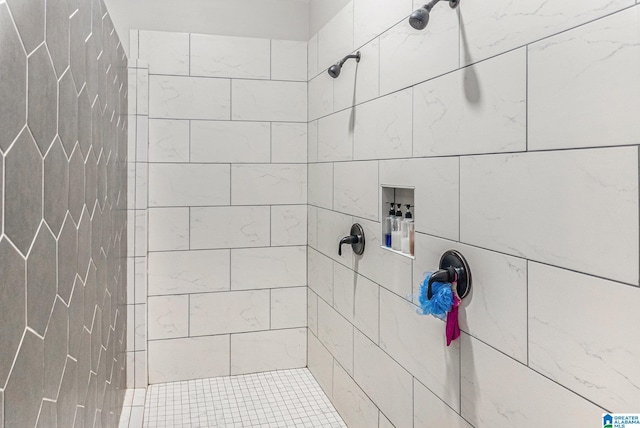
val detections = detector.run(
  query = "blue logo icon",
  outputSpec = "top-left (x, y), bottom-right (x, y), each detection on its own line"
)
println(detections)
top-left (604, 414), bottom-right (613, 428)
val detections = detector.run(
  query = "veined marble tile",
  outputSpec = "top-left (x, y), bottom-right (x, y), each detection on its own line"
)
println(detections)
top-left (460, 147), bottom-right (639, 285)
top-left (354, 89), bottom-right (412, 160)
top-left (317, 299), bottom-right (354, 375)
top-left (459, 0), bottom-right (634, 65)
top-left (461, 333), bottom-right (604, 427)
top-left (379, 8), bottom-right (458, 96)
top-left (190, 290), bottom-right (270, 336)
top-left (231, 164), bottom-right (307, 205)
top-left (333, 38), bottom-right (380, 111)
top-left (231, 80), bottom-right (307, 122)
top-left (190, 206), bottom-right (270, 250)
top-left (333, 263), bottom-right (379, 343)
top-left (134, 257), bottom-right (148, 304)
top-left (318, 2), bottom-right (354, 72)
top-left (271, 287), bottom-right (307, 329)
top-left (308, 163), bottom-right (334, 210)
top-left (318, 109), bottom-right (354, 162)
top-left (127, 112), bottom-right (137, 161)
top-left (190, 120), bottom-right (270, 163)
top-left (308, 247), bottom-right (334, 305)
top-left (334, 160), bottom-right (378, 221)
top-left (271, 40), bottom-right (307, 82)
top-left (413, 48), bottom-right (526, 157)
top-left (148, 119), bottom-right (189, 163)
top-left (271, 205), bottom-right (307, 246)
top-left (148, 249), bottom-right (230, 295)
top-left (308, 121), bottom-right (319, 163)
top-left (136, 115), bottom-right (148, 162)
top-left (149, 75), bottom-right (230, 120)
top-left (148, 163), bottom-right (230, 207)
top-left (148, 207), bottom-right (189, 252)
top-left (379, 413), bottom-right (394, 428)
top-left (354, 0), bottom-right (412, 48)
top-left (308, 205), bottom-right (318, 249)
top-left (231, 246), bottom-right (307, 290)
top-left (308, 290), bottom-right (319, 335)
top-left (308, 71), bottom-right (334, 121)
top-left (308, 330), bottom-right (334, 398)
top-left (354, 330), bottom-right (413, 428)
top-left (308, 34), bottom-right (319, 81)
top-left (134, 162), bottom-right (148, 210)
top-left (332, 361), bottom-right (379, 428)
top-left (136, 67), bottom-right (149, 115)
top-left (147, 295), bottom-right (189, 340)
top-left (190, 34), bottom-right (270, 79)
top-left (128, 69), bottom-right (137, 115)
top-left (134, 210), bottom-right (148, 256)
top-left (316, 208), bottom-right (354, 266)
top-left (528, 7), bottom-right (640, 150)
top-left (529, 262), bottom-right (640, 410)
top-left (230, 328), bottom-right (307, 375)
top-left (414, 378), bottom-right (472, 428)
top-left (138, 30), bottom-right (189, 75)
top-left (272, 122), bottom-right (307, 163)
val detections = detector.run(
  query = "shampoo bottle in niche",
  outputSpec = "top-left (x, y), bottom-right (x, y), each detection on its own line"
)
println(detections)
top-left (401, 205), bottom-right (414, 256)
top-left (383, 202), bottom-right (395, 248)
top-left (392, 204), bottom-right (403, 251)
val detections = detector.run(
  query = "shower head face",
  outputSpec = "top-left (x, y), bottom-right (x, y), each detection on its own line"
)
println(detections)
top-left (409, 6), bottom-right (430, 30)
top-left (328, 63), bottom-right (342, 78)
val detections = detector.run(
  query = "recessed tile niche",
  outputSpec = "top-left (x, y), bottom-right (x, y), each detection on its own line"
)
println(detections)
top-left (380, 186), bottom-right (415, 259)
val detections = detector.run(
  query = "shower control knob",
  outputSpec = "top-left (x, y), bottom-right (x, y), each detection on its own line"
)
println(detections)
top-left (338, 223), bottom-right (365, 256)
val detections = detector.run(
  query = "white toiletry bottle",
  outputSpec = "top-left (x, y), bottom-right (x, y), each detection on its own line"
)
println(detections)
top-left (383, 203), bottom-right (394, 248)
top-left (392, 204), bottom-right (403, 251)
top-left (401, 204), bottom-right (413, 255)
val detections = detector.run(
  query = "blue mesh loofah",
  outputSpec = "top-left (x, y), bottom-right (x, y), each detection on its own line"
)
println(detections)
top-left (416, 272), bottom-right (454, 320)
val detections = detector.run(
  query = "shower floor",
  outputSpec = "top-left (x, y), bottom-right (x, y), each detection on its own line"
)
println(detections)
top-left (119, 368), bottom-right (347, 427)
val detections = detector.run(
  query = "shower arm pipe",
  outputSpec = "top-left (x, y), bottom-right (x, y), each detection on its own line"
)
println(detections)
top-left (336, 52), bottom-right (361, 67)
top-left (418, 0), bottom-right (459, 12)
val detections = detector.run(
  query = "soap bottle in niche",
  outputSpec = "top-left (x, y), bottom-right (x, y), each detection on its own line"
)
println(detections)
top-left (401, 204), bottom-right (414, 255)
top-left (392, 204), bottom-right (403, 251)
top-left (383, 202), bottom-right (395, 248)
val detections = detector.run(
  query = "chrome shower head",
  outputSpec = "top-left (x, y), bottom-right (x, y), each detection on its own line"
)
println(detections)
top-left (409, 0), bottom-right (459, 30)
top-left (327, 51), bottom-right (361, 78)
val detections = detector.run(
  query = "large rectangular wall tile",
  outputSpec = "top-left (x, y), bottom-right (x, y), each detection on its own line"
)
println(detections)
top-left (308, 163), bottom-right (334, 209)
top-left (414, 379), bottom-right (472, 428)
top-left (379, 12), bottom-right (459, 96)
top-left (135, 210), bottom-right (148, 256)
top-left (138, 30), bottom-right (189, 75)
top-left (190, 34), bottom-right (270, 79)
top-left (231, 164), bottom-right (307, 205)
top-left (231, 80), bottom-right (307, 122)
top-left (149, 75), bottom-right (230, 120)
top-left (148, 119), bottom-right (190, 163)
top-left (148, 207), bottom-right (189, 251)
top-left (460, 148), bottom-right (639, 285)
top-left (271, 287), bottom-right (307, 329)
top-left (354, 89), bottom-right (412, 160)
top-left (136, 116), bottom-right (149, 162)
top-left (148, 250), bottom-right (230, 296)
top-left (190, 290), bottom-right (270, 336)
top-left (318, 109), bottom-right (354, 162)
top-left (333, 263), bottom-right (379, 343)
top-left (147, 295), bottom-right (189, 340)
top-left (271, 205), bottom-right (307, 246)
top-left (190, 120), bottom-right (271, 163)
top-left (413, 48), bottom-right (526, 157)
top-left (413, 233), bottom-right (528, 363)
top-left (136, 67), bottom-right (149, 115)
top-left (308, 330), bottom-right (334, 398)
top-left (308, 205), bottom-right (318, 249)
top-left (333, 38), bottom-right (380, 111)
top-left (334, 161), bottom-right (378, 220)
top-left (528, 8), bottom-right (640, 150)
top-left (354, 330), bottom-right (413, 428)
top-left (135, 162), bottom-right (148, 209)
top-left (353, 0), bottom-right (412, 48)
top-left (148, 336), bottom-right (230, 384)
top-left (317, 299), bottom-right (354, 375)
top-left (317, 2), bottom-right (354, 71)
top-left (190, 206), bottom-right (270, 250)
top-left (308, 248), bottom-right (334, 305)
top-left (307, 121), bottom-right (318, 163)
top-left (308, 73), bottom-right (334, 121)
top-left (529, 262), bottom-right (640, 410)
top-left (461, 333), bottom-right (604, 427)
top-left (230, 328), bottom-right (306, 375)
top-left (379, 287), bottom-right (460, 411)
top-left (316, 208), bottom-right (354, 265)
top-left (231, 246), bottom-right (307, 290)
top-left (271, 40), bottom-right (307, 82)
top-left (332, 361), bottom-right (379, 428)
top-left (149, 164), bottom-right (230, 207)
top-left (459, 0), bottom-right (634, 65)
top-left (271, 122), bottom-right (308, 164)
top-left (308, 290), bottom-right (318, 335)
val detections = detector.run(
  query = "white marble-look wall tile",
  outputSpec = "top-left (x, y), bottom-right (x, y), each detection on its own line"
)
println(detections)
top-left (271, 205), bottom-right (307, 246)
top-left (271, 40), bottom-right (307, 82)
top-left (308, 163), bottom-right (334, 210)
top-left (414, 379), bottom-right (472, 428)
top-left (459, 0), bottom-right (634, 65)
top-left (126, 351), bottom-right (135, 387)
top-left (316, 208), bottom-right (354, 266)
top-left (135, 303), bottom-right (147, 350)
top-left (134, 210), bottom-right (148, 256)
top-left (271, 287), bottom-right (307, 329)
top-left (460, 148), bottom-right (639, 285)
top-left (148, 207), bottom-right (189, 251)
top-left (230, 328), bottom-right (307, 375)
top-left (134, 162), bottom-right (148, 209)
top-left (413, 233), bottom-right (528, 363)
top-left (149, 164), bottom-right (230, 207)
top-left (333, 263), bottom-right (379, 343)
top-left (308, 72), bottom-right (334, 121)
top-left (461, 333), bottom-right (604, 427)
top-left (379, 287), bottom-right (460, 411)
top-left (529, 262), bottom-right (640, 410)
top-left (149, 75), bottom-right (230, 120)
top-left (318, 109), bottom-right (354, 162)
top-left (190, 206), bottom-right (270, 250)
top-left (317, 299), bottom-right (354, 375)
top-left (231, 80), bottom-right (307, 122)
top-left (127, 113), bottom-right (137, 161)
top-left (379, 157), bottom-right (459, 240)
top-left (308, 121), bottom-right (318, 163)
top-left (128, 69), bottom-right (137, 116)
top-left (136, 67), bottom-right (149, 115)
top-left (231, 164), bottom-right (307, 205)
top-left (231, 246), bottom-right (307, 290)
top-left (528, 8), bottom-right (640, 150)
top-left (272, 123), bottom-right (307, 163)
top-left (134, 257), bottom-right (148, 304)
top-left (318, 2), bottom-right (355, 71)
top-left (308, 34), bottom-right (319, 80)
top-left (148, 336), bottom-right (230, 384)
top-left (190, 290), bottom-right (270, 336)
top-left (332, 361), bottom-right (379, 428)
top-left (308, 331), bottom-right (334, 398)
top-left (190, 120), bottom-right (271, 163)
top-left (190, 34), bottom-right (270, 79)
top-left (147, 295), bottom-right (189, 340)
top-left (148, 249), bottom-right (230, 295)
top-left (333, 39), bottom-right (380, 112)
top-left (379, 413), bottom-right (394, 428)
top-left (354, 89), bottom-right (412, 160)
top-left (379, 9), bottom-right (459, 96)
top-left (334, 161), bottom-right (378, 220)
top-left (127, 304), bottom-right (135, 351)
top-left (308, 290), bottom-right (319, 335)
top-left (413, 48), bottom-right (526, 157)
top-left (148, 119), bottom-right (189, 163)
top-left (138, 30), bottom-right (189, 75)
top-left (308, 248), bottom-right (334, 305)
top-left (308, 206), bottom-right (318, 249)
top-left (354, 0), bottom-right (412, 48)
top-left (136, 115), bottom-right (149, 162)
top-left (127, 163), bottom-right (136, 208)
top-left (354, 330), bottom-right (413, 428)
top-left (134, 350), bottom-right (148, 387)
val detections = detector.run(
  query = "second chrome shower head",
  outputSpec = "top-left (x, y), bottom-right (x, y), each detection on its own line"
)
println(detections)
top-left (409, 0), bottom-right (459, 31)
top-left (327, 51), bottom-right (361, 78)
